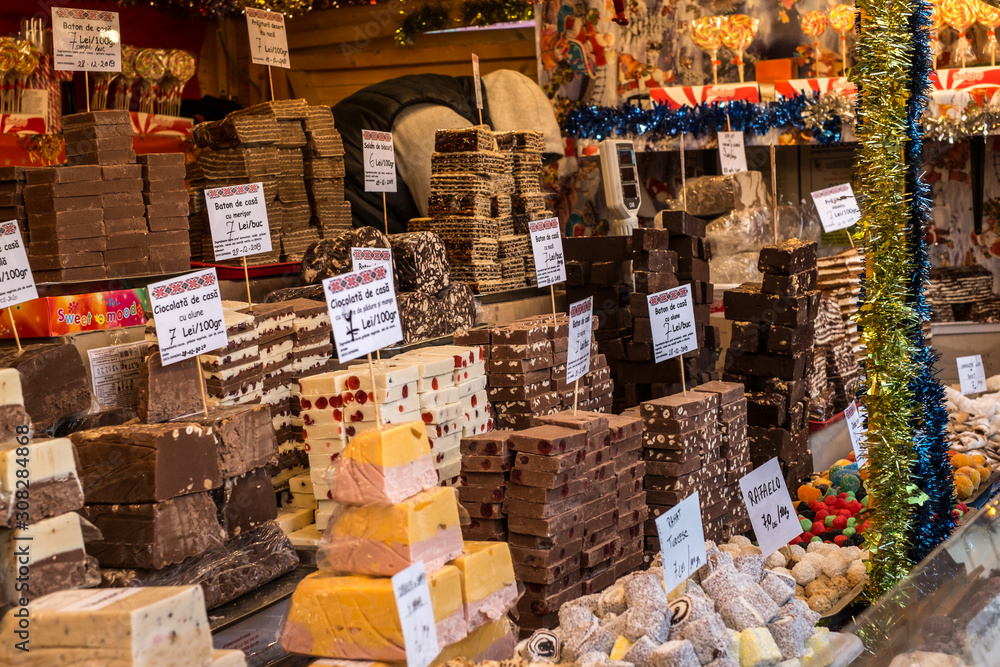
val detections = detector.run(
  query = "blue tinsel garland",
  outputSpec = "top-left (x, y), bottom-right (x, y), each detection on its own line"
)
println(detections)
top-left (905, 0), bottom-right (957, 560)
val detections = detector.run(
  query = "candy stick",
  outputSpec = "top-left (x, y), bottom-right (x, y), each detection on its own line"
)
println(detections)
top-left (7, 308), bottom-right (21, 354)
top-left (978, 1), bottom-right (1000, 66)
top-left (801, 11), bottom-right (828, 77)
top-left (828, 5), bottom-right (855, 74)
top-left (721, 15), bottom-right (758, 83)
top-left (691, 16), bottom-right (723, 85)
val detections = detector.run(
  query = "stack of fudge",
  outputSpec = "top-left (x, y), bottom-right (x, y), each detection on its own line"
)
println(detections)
top-left (0, 167), bottom-right (26, 242)
top-left (139, 153), bottom-right (190, 274)
top-left (241, 302), bottom-right (296, 444)
top-left (204, 308), bottom-right (263, 408)
top-left (286, 297), bottom-right (334, 444)
top-left (410, 126), bottom-right (506, 294)
top-left (816, 247), bottom-right (865, 362)
top-left (806, 295), bottom-right (836, 421)
top-left (497, 130), bottom-right (547, 289)
top-left (301, 106), bottom-right (351, 240)
top-left (459, 430), bottom-right (514, 541)
top-left (0, 344), bottom-right (95, 432)
top-left (281, 421), bottom-right (518, 661)
top-left (723, 239), bottom-right (820, 487)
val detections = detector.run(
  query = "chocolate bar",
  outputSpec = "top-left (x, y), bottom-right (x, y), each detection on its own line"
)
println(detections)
top-left (0, 344), bottom-right (93, 431)
top-left (213, 467), bottom-right (277, 540)
top-left (137, 352), bottom-right (204, 423)
top-left (723, 285), bottom-right (812, 327)
top-left (758, 239), bottom-right (818, 275)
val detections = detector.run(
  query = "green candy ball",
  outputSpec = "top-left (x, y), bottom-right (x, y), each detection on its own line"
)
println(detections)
top-left (810, 535), bottom-right (822, 543)
top-left (843, 527), bottom-right (856, 537)
top-left (800, 518), bottom-right (812, 531)
top-left (825, 515), bottom-right (835, 527)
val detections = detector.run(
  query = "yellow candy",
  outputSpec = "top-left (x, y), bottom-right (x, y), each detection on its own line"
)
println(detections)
top-left (829, 4), bottom-right (855, 34)
top-left (739, 627), bottom-right (782, 667)
top-left (610, 636), bottom-right (633, 661)
top-left (801, 10), bottom-right (829, 37)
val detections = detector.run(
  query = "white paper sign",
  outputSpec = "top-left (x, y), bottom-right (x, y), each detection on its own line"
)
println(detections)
top-left (718, 131), bottom-right (747, 175)
top-left (246, 7), bottom-right (290, 68)
top-left (739, 457), bottom-right (800, 557)
top-left (88, 341), bottom-right (149, 409)
top-left (472, 54), bottom-right (483, 110)
top-left (391, 562), bottom-right (439, 667)
top-left (648, 284), bottom-right (697, 364)
top-left (844, 400), bottom-right (867, 469)
top-left (20, 90), bottom-right (49, 118)
top-left (656, 492), bottom-right (708, 592)
top-left (566, 297), bottom-right (593, 384)
top-left (958, 355), bottom-right (987, 395)
top-left (363, 129), bottom-right (397, 193)
top-left (351, 247), bottom-right (393, 273)
top-left (811, 183), bottom-right (861, 233)
top-left (529, 218), bottom-right (566, 288)
top-left (51, 7), bottom-right (122, 72)
top-left (205, 182), bottom-right (273, 261)
top-left (147, 269), bottom-right (228, 366)
top-left (0, 220), bottom-right (36, 307)
top-left (324, 266), bottom-right (403, 363)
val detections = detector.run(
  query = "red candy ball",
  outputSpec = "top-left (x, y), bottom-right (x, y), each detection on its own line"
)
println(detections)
top-left (833, 516), bottom-right (848, 530)
top-left (834, 535), bottom-right (848, 546)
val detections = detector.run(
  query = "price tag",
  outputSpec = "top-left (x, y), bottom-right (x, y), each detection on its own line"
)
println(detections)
top-left (363, 129), bottom-right (397, 193)
top-left (147, 269), bottom-right (228, 366)
top-left (811, 183), bottom-right (861, 233)
top-left (88, 341), bottom-right (149, 409)
top-left (528, 218), bottom-right (566, 288)
top-left (205, 182), bottom-right (273, 261)
top-left (246, 7), bottom-right (290, 68)
top-left (566, 297), bottom-right (593, 384)
top-left (717, 131), bottom-right (747, 175)
top-left (739, 458), bottom-right (800, 557)
top-left (647, 284), bottom-right (697, 364)
top-left (351, 247), bottom-right (393, 273)
top-left (51, 7), bottom-right (122, 72)
top-left (0, 220), bottom-right (36, 307)
top-left (324, 266), bottom-right (403, 363)
top-left (472, 54), bottom-right (483, 110)
top-left (391, 562), bottom-right (439, 667)
top-left (958, 355), bottom-right (987, 395)
top-left (655, 492), bottom-right (707, 593)
top-left (844, 400), bottom-right (867, 469)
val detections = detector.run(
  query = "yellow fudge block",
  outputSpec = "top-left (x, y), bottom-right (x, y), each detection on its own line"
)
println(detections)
top-left (431, 618), bottom-right (516, 665)
top-left (451, 541), bottom-right (518, 630)
top-left (281, 566), bottom-right (466, 660)
top-left (323, 487), bottom-right (463, 576)
top-left (334, 421), bottom-right (437, 505)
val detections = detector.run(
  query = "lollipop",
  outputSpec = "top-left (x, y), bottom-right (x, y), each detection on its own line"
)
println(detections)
top-left (977, 0), bottom-right (1000, 66)
top-left (941, 0), bottom-right (977, 67)
top-left (115, 45), bottom-right (137, 111)
top-left (134, 48), bottom-right (166, 115)
top-left (828, 5), bottom-right (855, 73)
top-left (691, 16), bottom-right (724, 84)
top-left (163, 49), bottom-right (196, 116)
top-left (721, 15), bottom-right (759, 83)
top-left (929, 1), bottom-right (944, 67)
top-left (801, 10), bottom-right (828, 77)
top-left (0, 38), bottom-right (18, 115)
top-left (13, 42), bottom-right (38, 114)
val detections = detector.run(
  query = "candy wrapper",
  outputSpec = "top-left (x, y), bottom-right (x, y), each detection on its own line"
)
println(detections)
top-left (942, 0), bottom-right (977, 67)
top-left (678, 172), bottom-right (771, 218)
top-left (99, 521), bottom-right (299, 610)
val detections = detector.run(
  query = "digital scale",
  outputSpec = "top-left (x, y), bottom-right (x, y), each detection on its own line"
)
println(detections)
top-left (599, 139), bottom-right (642, 235)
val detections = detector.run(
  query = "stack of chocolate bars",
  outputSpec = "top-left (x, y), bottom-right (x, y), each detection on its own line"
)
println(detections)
top-left (139, 153), bottom-right (190, 274)
top-left (497, 130), bottom-right (546, 289)
top-left (723, 239), bottom-right (820, 487)
top-left (287, 297), bottom-right (334, 445)
top-left (202, 308), bottom-right (263, 409)
top-left (243, 302), bottom-right (296, 444)
top-left (604, 412), bottom-right (647, 578)
top-left (410, 126), bottom-right (505, 294)
top-left (816, 248), bottom-right (864, 362)
top-left (302, 105), bottom-right (351, 240)
top-left (0, 167), bottom-right (26, 242)
top-left (459, 430), bottom-right (515, 541)
top-left (695, 380), bottom-right (751, 539)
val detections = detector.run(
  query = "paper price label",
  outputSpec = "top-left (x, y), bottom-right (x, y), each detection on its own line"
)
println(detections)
top-left (739, 458), bottom-right (800, 557)
top-left (472, 54), bottom-right (483, 110)
top-left (648, 284), bottom-right (697, 364)
top-left (205, 182), bottom-right (273, 261)
top-left (566, 297), bottom-right (593, 384)
top-left (718, 131), bottom-right (747, 175)
top-left (811, 183), bottom-right (861, 233)
top-left (351, 247), bottom-right (393, 273)
top-left (363, 129), bottom-right (397, 193)
top-left (844, 400), bottom-right (867, 469)
top-left (52, 7), bottom-right (122, 72)
top-left (655, 492), bottom-right (707, 593)
top-left (391, 562), bottom-right (439, 667)
top-left (246, 7), bottom-right (290, 68)
top-left (529, 218), bottom-right (566, 288)
top-left (324, 266), bottom-right (403, 363)
top-left (88, 341), bottom-right (149, 409)
top-left (147, 269), bottom-right (228, 366)
top-left (958, 355), bottom-right (987, 395)
top-left (0, 220), bottom-right (36, 308)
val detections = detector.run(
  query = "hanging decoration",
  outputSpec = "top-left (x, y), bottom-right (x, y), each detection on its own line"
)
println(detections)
top-left (96, 0), bottom-right (319, 20)
top-left (395, 3), bottom-right (450, 45)
top-left (903, 0), bottom-right (957, 564)
top-left (460, 0), bottom-right (533, 26)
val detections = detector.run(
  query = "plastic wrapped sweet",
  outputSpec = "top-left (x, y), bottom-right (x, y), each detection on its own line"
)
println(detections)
top-left (680, 172), bottom-right (770, 218)
top-left (99, 521), bottom-right (299, 610)
top-left (707, 205), bottom-right (820, 285)
top-left (301, 226), bottom-right (392, 284)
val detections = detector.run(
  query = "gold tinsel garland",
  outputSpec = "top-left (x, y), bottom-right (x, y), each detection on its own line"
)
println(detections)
top-left (853, 0), bottom-right (921, 597)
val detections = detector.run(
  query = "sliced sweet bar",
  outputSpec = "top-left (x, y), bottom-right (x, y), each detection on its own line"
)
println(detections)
top-left (332, 421), bottom-right (437, 505)
top-left (322, 486), bottom-right (462, 576)
top-left (510, 424), bottom-right (587, 456)
top-left (0, 511), bottom-right (89, 602)
top-left (212, 467), bottom-right (277, 540)
top-left (453, 541), bottom-right (518, 631)
top-left (419, 385), bottom-right (460, 409)
top-left (0, 437), bottom-right (83, 524)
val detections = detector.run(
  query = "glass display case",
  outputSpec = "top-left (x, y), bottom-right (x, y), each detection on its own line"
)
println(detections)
top-left (836, 496), bottom-right (1000, 666)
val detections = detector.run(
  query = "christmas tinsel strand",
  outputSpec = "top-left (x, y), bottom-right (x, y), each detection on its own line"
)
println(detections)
top-left (853, 0), bottom-right (920, 598)
top-left (904, 0), bottom-right (957, 562)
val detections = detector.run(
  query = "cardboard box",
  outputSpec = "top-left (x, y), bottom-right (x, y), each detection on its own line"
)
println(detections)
top-left (0, 288), bottom-right (149, 339)
top-left (650, 83), bottom-right (761, 109)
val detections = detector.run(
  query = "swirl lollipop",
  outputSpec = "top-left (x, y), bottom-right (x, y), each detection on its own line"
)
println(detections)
top-left (722, 15), bottom-right (759, 83)
top-left (115, 45), bottom-right (137, 111)
top-left (801, 10), bottom-right (829, 77)
top-left (0, 38), bottom-right (18, 115)
top-left (941, 0), bottom-right (977, 67)
top-left (828, 5), bottom-right (855, 73)
top-left (929, 1), bottom-right (944, 67)
top-left (163, 49), bottom-right (196, 116)
top-left (13, 42), bottom-right (38, 114)
top-left (691, 16), bottom-right (724, 84)
top-left (134, 48), bottom-right (165, 115)
top-left (978, 0), bottom-right (1000, 66)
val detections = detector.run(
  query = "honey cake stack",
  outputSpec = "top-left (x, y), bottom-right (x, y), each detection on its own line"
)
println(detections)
top-left (496, 130), bottom-right (547, 289)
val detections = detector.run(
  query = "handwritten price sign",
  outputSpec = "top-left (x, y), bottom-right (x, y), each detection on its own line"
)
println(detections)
top-left (647, 285), bottom-right (697, 364)
top-left (739, 457), bottom-right (800, 557)
top-left (246, 7), bottom-right (290, 68)
top-left (0, 220), bottom-right (36, 307)
top-left (958, 355), bottom-right (987, 395)
top-left (363, 129), bottom-right (397, 193)
top-left (655, 492), bottom-right (707, 593)
top-left (566, 297), bottom-right (593, 384)
top-left (324, 266), bottom-right (402, 363)
top-left (205, 182), bottom-right (273, 261)
top-left (147, 269), bottom-right (227, 366)
top-left (845, 400), bottom-right (868, 468)
top-left (811, 183), bottom-right (861, 233)
top-left (391, 562), bottom-right (439, 667)
top-left (529, 218), bottom-right (566, 288)
top-left (51, 8), bottom-right (122, 72)
top-left (718, 131), bottom-right (747, 175)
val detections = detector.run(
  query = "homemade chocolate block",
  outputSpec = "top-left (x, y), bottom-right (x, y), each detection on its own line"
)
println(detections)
top-left (213, 467), bottom-right (277, 540)
top-left (184, 404), bottom-right (277, 478)
top-left (692, 380), bottom-right (745, 405)
top-left (761, 269), bottom-right (818, 296)
top-left (0, 344), bottom-right (93, 431)
top-left (723, 284), bottom-right (812, 327)
top-left (641, 392), bottom-right (719, 420)
top-left (654, 211), bottom-right (707, 237)
top-left (390, 231), bottom-right (450, 295)
top-left (724, 351), bottom-right (808, 381)
top-left (763, 324), bottom-right (815, 355)
top-left (758, 239), bottom-right (818, 275)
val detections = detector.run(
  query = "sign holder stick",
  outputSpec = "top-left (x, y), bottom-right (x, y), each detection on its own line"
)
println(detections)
top-left (550, 284), bottom-right (557, 323)
top-left (7, 309), bottom-right (21, 353)
top-left (679, 356), bottom-right (686, 394)
top-left (197, 358), bottom-right (209, 415)
top-left (84, 71), bottom-right (90, 112)
top-left (242, 256), bottom-right (253, 311)
top-left (368, 353), bottom-right (382, 429)
top-left (770, 144), bottom-right (778, 244)
top-left (680, 134), bottom-right (687, 212)
top-left (382, 192), bottom-right (389, 236)
top-left (573, 379), bottom-right (579, 414)
top-left (268, 66), bottom-right (274, 101)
